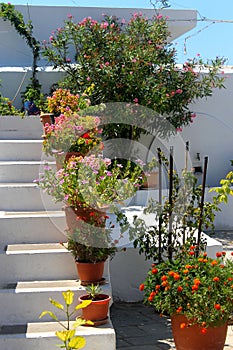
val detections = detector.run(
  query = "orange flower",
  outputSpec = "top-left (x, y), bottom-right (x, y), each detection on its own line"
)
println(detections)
top-left (180, 322), bottom-right (187, 329)
top-left (168, 271), bottom-right (175, 277)
top-left (213, 277), bottom-right (220, 282)
top-left (211, 260), bottom-right (218, 266)
top-left (193, 278), bottom-right (201, 285)
top-left (162, 280), bottom-right (168, 287)
top-left (155, 285), bottom-right (161, 290)
top-left (173, 273), bottom-right (180, 280)
top-left (161, 275), bottom-right (168, 281)
top-left (176, 306), bottom-right (183, 313)
top-left (183, 269), bottom-right (189, 274)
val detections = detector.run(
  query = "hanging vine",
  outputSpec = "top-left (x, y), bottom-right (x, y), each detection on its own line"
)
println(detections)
top-left (0, 2), bottom-right (41, 101)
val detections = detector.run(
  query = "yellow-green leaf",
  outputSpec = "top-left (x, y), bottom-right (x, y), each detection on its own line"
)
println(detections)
top-left (49, 298), bottom-right (64, 310)
top-left (68, 336), bottom-right (86, 349)
top-left (75, 300), bottom-right (92, 310)
top-left (55, 330), bottom-right (75, 342)
top-left (62, 290), bottom-right (74, 305)
top-left (39, 310), bottom-right (58, 321)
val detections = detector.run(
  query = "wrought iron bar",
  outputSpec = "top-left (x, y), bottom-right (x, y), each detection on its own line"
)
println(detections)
top-left (168, 146), bottom-right (173, 261)
top-left (158, 148), bottom-right (162, 263)
top-left (196, 156), bottom-right (208, 256)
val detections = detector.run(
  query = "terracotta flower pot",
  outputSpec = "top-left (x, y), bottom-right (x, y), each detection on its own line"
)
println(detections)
top-left (64, 206), bottom-right (107, 231)
top-left (76, 261), bottom-right (105, 285)
top-left (171, 314), bottom-right (228, 350)
top-left (79, 293), bottom-right (111, 325)
top-left (141, 170), bottom-right (158, 189)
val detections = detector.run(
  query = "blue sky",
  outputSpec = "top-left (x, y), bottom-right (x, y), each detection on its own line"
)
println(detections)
top-left (7, 0), bottom-right (233, 65)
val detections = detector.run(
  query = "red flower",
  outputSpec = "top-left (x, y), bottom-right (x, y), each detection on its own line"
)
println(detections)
top-left (83, 133), bottom-right (90, 138)
top-left (189, 251), bottom-right (195, 256)
top-left (214, 304), bottom-right (221, 310)
top-left (201, 327), bottom-right (207, 335)
top-left (192, 284), bottom-right (199, 291)
top-left (177, 286), bottom-right (183, 292)
top-left (161, 275), bottom-right (168, 281)
top-left (139, 283), bottom-right (145, 291)
top-left (151, 268), bottom-right (158, 274)
top-left (216, 252), bottom-right (222, 258)
top-left (173, 273), bottom-right (180, 280)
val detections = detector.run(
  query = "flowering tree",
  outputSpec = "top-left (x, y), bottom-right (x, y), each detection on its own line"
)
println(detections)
top-left (42, 13), bottom-right (225, 132)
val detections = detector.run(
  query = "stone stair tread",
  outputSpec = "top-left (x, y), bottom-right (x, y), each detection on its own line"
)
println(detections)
top-left (0, 319), bottom-right (115, 338)
top-left (6, 243), bottom-right (67, 254)
top-left (0, 280), bottom-right (86, 292)
top-left (0, 140), bottom-right (42, 144)
top-left (0, 182), bottom-right (38, 187)
top-left (1, 210), bottom-right (64, 218)
top-left (0, 160), bottom-right (54, 165)
top-left (0, 279), bottom-right (110, 293)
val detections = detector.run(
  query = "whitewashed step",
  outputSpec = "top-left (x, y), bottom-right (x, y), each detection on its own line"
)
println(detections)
top-left (0, 183), bottom-right (62, 211)
top-left (0, 116), bottom-right (43, 140)
top-left (0, 243), bottom-right (77, 282)
top-left (0, 211), bottom-right (66, 249)
top-left (0, 280), bottom-right (111, 325)
top-left (0, 140), bottom-right (43, 161)
top-left (0, 161), bottom-right (55, 182)
top-left (0, 319), bottom-right (115, 350)
top-left (1, 243), bottom-right (109, 283)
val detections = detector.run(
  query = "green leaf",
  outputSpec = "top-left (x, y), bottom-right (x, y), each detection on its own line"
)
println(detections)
top-left (75, 300), bottom-right (92, 310)
top-left (62, 290), bottom-right (74, 306)
top-left (68, 336), bottom-right (86, 349)
top-left (49, 298), bottom-right (64, 310)
top-left (39, 310), bottom-right (58, 321)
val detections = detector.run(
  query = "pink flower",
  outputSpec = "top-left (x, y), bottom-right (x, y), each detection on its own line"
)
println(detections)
top-left (67, 13), bottom-right (73, 19)
top-left (49, 36), bottom-right (54, 42)
top-left (66, 58), bottom-right (71, 63)
top-left (176, 89), bottom-right (183, 94)
top-left (157, 14), bottom-right (163, 19)
top-left (191, 113), bottom-right (197, 119)
top-left (176, 127), bottom-right (182, 132)
top-left (129, 71), bottom-right (133, 75)
top-left (133, 98), bottom-right (139, 103)
top-left (105, 62), bottom-right (110, 66)
top-left (87, 77), bottom-right (91, 81)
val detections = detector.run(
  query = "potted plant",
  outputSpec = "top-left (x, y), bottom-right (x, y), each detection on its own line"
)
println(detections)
top-left (39, 290), bottom-right (93, 350)
top-left (61, 218), bottom-right (116, 284)
top-left (140, 248), bottom-right (233, 350)
top-left (36, 153), bottom-right (145, 282)
top-left (42, 13), bottom-right (225, 144)
top-left (40, 88), bottom-right (91, 135)
top-left (127, 153), bottom-right (233, 350)
top-left (78, 284), bottom-right (111, 326)
top-left (42, 112), bottom-right (103, 168)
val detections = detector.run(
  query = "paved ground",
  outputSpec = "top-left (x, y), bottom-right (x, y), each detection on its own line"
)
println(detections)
top-left (110, 230), bottom-right (233, 349)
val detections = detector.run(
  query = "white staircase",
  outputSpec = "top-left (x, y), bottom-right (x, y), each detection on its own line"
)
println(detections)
top-left (0, 116), bottom-right (115, 350)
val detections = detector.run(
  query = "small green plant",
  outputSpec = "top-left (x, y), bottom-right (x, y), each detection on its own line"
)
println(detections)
top-left (85, 284), bottom-right (102, 300)
top-left (39, 290), bottom-right (93, 350)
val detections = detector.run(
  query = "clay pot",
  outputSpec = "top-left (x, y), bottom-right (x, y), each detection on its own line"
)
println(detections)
top-left (171, 314), bottom-right (228, 350)
top-left (64, 206), bottom-right (107, 232)
top-left (76, 261), bottom-right (105, 285)
top-left (141, 171), bottom-right (158, 189)
top-left (79, 293), bottom-right (111, 325)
